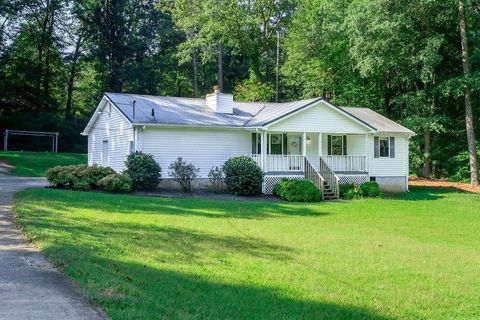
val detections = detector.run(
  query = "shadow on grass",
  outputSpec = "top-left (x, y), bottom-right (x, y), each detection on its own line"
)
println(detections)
top-left (36, 188), bottom-right (329, 219)
top-left (385, 186), bottom-right (466, 201)
top-left (17, 206), bottom-right (295, 263)
top-left (35, 243), bottom-right (394, 320)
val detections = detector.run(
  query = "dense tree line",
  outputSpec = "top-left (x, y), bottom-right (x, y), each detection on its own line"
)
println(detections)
top-left (0, 0), bottom-right (479, 184)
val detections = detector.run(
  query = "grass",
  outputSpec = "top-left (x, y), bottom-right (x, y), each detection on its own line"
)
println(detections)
top-left (0, 151), bottom-right (87, 176)
top-left (13, 187), bottom-right (480, 319)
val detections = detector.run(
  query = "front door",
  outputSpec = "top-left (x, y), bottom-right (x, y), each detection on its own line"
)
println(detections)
top-left (287, 135), bottom-right (301, 155)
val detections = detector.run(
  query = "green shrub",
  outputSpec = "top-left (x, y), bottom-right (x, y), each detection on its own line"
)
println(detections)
top-left (46, 164), bottom-right (114, 190)
top-left (208, 166), bottom-right (225, 192)
top-left (72, 179), bottom-right (91, 191)
top-left (273, 178), bottom-right (322, 202)
top-left (223, 156), bottom-right (263, 196)
top-left (125, 152), bottom-right (161, 190)
top-left (81, 166), bottom-right (115, 188)
top-left (360, 181), bottom-right (382, 197)
top-left (97, 173), bottom-right (133, 193)
top-left (168, 157), bottom-right (200, 192)
top-left (339, 184), bottom-right (363, 200)
top-left (46, 165), bottom-right (79, 187)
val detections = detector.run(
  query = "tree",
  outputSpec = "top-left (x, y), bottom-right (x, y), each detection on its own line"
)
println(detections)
top-left (458, 0), bottom-right (479, 185)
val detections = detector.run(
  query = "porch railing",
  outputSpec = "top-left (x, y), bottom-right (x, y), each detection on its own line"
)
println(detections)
top-left (266, 155), bottom-right (304, 172)
top-left (304, 158), bottom-right (324, 199)
top-left (319, 156), bottom-right (340, 199)
top-left (249, 155), bottom-right (305, 172)
top-left (321, 155), bottom-right (366, 172)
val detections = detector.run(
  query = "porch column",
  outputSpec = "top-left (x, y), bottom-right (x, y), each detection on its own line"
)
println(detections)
top-left (261, 130), bottom-right (267, 171)
top-left (317, 132), bottom-right (322, 158)
top-left (365, 133), bottom-right (369, 175)
top-left (302, 132), bottom-right (307, 157)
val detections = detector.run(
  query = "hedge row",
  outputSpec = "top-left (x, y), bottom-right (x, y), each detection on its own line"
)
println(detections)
top-left (46, 165), bottom-right (133, 193)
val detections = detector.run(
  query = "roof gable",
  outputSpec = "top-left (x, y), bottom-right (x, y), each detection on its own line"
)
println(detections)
top-left (267, 100), bottom-right (374, 133)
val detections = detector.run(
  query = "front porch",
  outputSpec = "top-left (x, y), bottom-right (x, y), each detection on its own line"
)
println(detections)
top-left (249, 131), bottom-right (370, 198)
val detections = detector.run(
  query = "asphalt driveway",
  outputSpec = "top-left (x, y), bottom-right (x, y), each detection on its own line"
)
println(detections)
top-left (0, 176), bottom-right (107, 319)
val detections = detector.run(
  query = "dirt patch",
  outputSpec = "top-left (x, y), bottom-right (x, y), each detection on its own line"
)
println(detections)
top-left (409, 177), bottom-right (480, 193)
top-left (0, 160), bottom-right (15, 175)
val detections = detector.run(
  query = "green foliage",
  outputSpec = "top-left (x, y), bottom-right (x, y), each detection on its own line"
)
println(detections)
top-left (273, 178), bottom-right (322, 202)
top-left (168, 157), bottom-right (200, 192)
top-left (234, 71), bottom-right (275, 102)
top-left (125, 152), bottom-right (161, 191)
top-left (340, 182), bottom-right (383, 200)
top-left (339, 184), bottom-right (364, 200)
top-left (46, 164), bottom-right (115, 191)
top-left (97, 173), bottom-right (133, 193)
top-left (208, 166), bottom-right (225, 192)
top-left (223, 156), bottom-right (263, 196)
top-left (359, 182), bottom-right (382, 198)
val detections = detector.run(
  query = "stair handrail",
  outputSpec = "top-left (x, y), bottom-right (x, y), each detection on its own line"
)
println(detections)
top-left (304, 158), bottom-right (325, 200)
top-left (319, 156), bottom-right (340, 198)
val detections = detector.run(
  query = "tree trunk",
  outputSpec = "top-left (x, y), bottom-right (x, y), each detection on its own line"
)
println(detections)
top-left (192, 47), bottom-right (199, 97)
top-left (275, 30), bottom-right (280, 102)
top-left (65, 36), bottom-right (83, 120)
top-left (217, 42), bottom-right (223, 92)
top-left (458, 0), bottom-right (479, 185)
top-left (421, 128), bottom-right (431, 178)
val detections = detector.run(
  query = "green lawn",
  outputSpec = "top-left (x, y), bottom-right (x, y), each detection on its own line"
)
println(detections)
top-left (13, 187), bottom-right (480, 320)
top-left (0, 151), bottom-right (87, 176)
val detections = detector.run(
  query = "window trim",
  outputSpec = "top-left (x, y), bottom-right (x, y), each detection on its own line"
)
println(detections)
top-left (329, 135), bottom-right (345, 156)
top-left (379, 137), bottom-right (390, 158)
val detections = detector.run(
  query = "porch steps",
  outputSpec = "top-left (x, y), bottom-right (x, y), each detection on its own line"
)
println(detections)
top-left (322, 181), bottom-right (338, 200)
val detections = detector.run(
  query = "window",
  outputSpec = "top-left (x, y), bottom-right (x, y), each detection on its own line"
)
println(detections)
top-left (251, 133), bottom-right (262, 154)
top-left (102, 140), bottom-right (109, 166)
top-left (270, 134), bottom-right (283, 155)
top-left (379, 137), bottom-right (389, 157)
top-left (328, 135), bottom-right (347, 155)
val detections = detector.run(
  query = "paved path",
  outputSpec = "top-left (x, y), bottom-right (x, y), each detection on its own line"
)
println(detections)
top-left (0, 176), bottom-right (107, 320)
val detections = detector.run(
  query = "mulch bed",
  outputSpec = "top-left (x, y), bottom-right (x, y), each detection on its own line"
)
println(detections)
top-left (133, 189), bottom-right (282, 202)
top-left (409, 177), bottom-right (480, 193)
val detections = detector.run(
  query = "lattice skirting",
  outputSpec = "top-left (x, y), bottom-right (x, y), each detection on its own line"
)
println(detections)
top-left (337, 174), bottom-right (368, 185)
top-left (263, 175), bottom-right (304, 194)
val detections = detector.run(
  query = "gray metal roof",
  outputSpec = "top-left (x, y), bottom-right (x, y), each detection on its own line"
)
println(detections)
top-left (340, 107), bottom-right (415, 135)
top-left (101, 92), bottom-right (414, 134)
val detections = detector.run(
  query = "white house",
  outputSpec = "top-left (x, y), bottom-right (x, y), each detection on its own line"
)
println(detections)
top-left (81, 89), bottom-right (415, 199)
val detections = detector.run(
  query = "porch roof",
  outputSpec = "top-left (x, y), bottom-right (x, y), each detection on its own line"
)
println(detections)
top-left (95, 92), bottom-right (414, 135)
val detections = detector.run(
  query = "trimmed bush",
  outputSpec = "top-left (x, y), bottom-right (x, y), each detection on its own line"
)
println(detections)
top-left (168, 157), bottom-right (200, 192)
top-left (46, 165), bottom-right (83, 187)
top-left (273, 178), bottom-right (322, 202)
top-left (125, 152), bottom-right (161, 190)
top-left (81, 166), bottom-right (115, 188)
top-left (97, 173), bottom-right (133, 193)
top-left (360, 181), bottom-right (382, 197)
top-left (46, 164), bottom-right (114, 190)
top-left (223, 156), bottom-right (263, 196)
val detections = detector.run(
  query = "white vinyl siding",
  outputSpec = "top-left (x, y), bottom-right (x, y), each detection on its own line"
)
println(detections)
top-left (268, 102), bottom-right (368, 133)
top-left (88, 102), bottom-right (133, 172)
top-left (368, 134), bottom-right (409, 176)
top-left (142, 127), bottom-right (252, 178)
